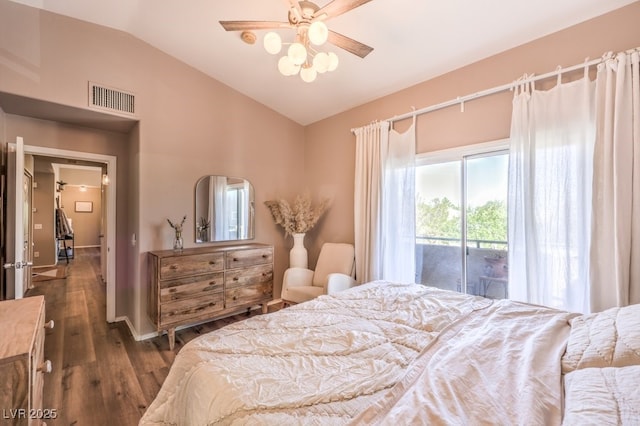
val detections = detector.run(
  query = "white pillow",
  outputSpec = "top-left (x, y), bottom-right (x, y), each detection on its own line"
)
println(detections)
top-left (562, 304), bottom-right (640, 373)
top-left (563, 366), bottom-right (640, 425)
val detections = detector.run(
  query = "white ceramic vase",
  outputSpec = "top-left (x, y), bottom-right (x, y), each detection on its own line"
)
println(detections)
top-left (289, 232), bottom-right (308, 268)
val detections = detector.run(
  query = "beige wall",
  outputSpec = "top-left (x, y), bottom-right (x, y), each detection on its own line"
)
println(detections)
top-left (61, 186), bottom-right (101, 247)
top-left (0, 0), bottom-right (305, 335)
top-left (304, 2), bottom-right (640, 266)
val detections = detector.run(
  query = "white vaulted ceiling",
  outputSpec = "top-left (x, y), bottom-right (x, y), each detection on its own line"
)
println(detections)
top-left (7, 0), bottom-right (637, 125)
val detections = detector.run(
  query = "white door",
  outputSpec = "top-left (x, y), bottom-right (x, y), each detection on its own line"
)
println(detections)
top-left (5, 136), bottom-right (29, 299)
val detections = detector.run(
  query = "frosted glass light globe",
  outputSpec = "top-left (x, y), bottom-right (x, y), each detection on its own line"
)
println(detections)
top-left (313, 52), bottom-right (330, 73)
top-left (263, 32), bottom-right (282, 55)
top-left (327, 52), bottom-right (339, 71)
top-left (278, 56), bottom-right (300, 76)
top-left (308, 21), bottom-right (328, 46)
top-left (300, 66), bottom-right (317, 83)
top-left (287, 42), bottom-right (307, 66)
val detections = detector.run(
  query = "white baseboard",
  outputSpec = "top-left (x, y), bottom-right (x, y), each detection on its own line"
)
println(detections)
top-left (113, 315), bottom-right (160, 341)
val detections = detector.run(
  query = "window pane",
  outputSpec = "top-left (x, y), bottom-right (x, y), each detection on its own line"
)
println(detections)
top-left (415, 161), bottom-right (462, 292)
top-left (465, 153), bottom-right (508, 299)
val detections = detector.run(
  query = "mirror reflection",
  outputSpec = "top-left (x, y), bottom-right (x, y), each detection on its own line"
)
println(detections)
top-left (194, 176), bottom-right (255, 243)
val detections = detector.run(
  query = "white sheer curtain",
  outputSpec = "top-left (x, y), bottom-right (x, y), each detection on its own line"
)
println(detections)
top-left (354, 121), bottom-right (416, 283)
top-left (508, 72), bottom-right (595, 313)
top-left (382, 124), bottom-right (416, 282)
top-left (590, 50), bottom-right (640, 311)
top-left (210, 176), bottom-right (230, 241)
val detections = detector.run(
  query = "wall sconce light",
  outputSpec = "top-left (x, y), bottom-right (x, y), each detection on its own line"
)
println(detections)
top-left (102, 174), bottom-right (110, 186)
top-left (79, 185), bottom-right (87, 192)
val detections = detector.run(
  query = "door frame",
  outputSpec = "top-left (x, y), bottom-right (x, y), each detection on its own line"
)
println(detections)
top-left (25, 144), bottom-right (117, 322)
top-left (23, 168), bottom-right (34, 293)
top-left (6, 138), bottom-right (25, 299)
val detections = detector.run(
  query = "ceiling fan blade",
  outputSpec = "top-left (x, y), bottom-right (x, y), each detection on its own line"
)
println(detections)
top-left (219, 21), bottom-right (290, 31)
top-left (315, 0), bottom-right (374, 19)
top-left (327, 30), bottom-right (373, 58)
top-left (287, 0), bottom-right (302, 16)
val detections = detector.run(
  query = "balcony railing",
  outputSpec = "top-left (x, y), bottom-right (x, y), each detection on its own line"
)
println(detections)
top-left (415, 236), bottom-right (508, 299)
top-left (416, 235), bottom-right (508, 249)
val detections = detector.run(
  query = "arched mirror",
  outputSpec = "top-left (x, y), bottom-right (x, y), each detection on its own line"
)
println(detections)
top-left (194, 176), bottom-right (255, 243)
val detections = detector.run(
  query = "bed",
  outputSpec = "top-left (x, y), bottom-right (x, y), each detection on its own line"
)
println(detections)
top-left (140, 281), bottom-right (640, 425)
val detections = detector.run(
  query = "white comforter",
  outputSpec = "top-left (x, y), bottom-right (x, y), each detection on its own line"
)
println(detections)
top-left (140, 281), bottom-right (576, 425)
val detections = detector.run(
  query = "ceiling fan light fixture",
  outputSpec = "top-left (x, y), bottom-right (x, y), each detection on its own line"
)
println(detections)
top-left (307, 21), bottom-right (328, 45)
top-left (220, 0), bottom-right (374, 83)
top-left (263, 32), bottom-right (282, 54)
top-left (287, 42), bottom-right (307, 66)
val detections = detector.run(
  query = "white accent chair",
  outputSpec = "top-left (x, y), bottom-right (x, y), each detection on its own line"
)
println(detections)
top-left (281, 243), bottom-right (356, 305)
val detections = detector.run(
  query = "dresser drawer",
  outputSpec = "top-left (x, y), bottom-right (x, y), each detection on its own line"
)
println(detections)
top-left (225, 264), bottom-right (273, 309)
top-left (225, 247), bottom-right (273, 269)
top-left (160, 252), bottom-right (224, 280)
top-left (225, 282), bottom-right (273, 309)
top-left (160, 273), bottom-right (224, 303)
top-left (160, 293), bottom-right (225, 327)
top-left (225, 263), bottom-right (273, 287)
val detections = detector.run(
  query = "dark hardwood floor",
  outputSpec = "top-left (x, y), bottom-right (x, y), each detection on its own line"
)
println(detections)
top-left (27, 247), bottom-right (270, 426)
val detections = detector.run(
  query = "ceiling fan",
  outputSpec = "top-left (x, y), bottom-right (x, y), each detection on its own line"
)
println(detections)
top-left (220, 0), bottom-right (374, 82)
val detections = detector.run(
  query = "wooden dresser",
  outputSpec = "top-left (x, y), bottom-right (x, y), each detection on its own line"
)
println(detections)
top-left (148, 243), bottom-right (274, 349)
top-left (0, 296), bottom-right (54, 425)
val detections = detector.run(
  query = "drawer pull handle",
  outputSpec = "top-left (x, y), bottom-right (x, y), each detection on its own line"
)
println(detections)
top-left (209, 281), bottom-right (217, 286)
top-left (44, 320), bottom-right (55, 330)
top-left (233, 258), bottom-right (239, 262)
top-left (169, 288), bottom-right (177, 293)
top-left (233, 296), bottom-right (237, 300)
top-left (209, 261), bottom-right (216, 265)
top-left (233, 277), bottom-right (239, 282)
top-left (170, 265), bottom-right (178, 270)
top-left (38, 360), bottom-right (53, 374)
top-left (209, 302), bottom-right (217, 307)
top-left (262, 254), bottom-right (267, 258)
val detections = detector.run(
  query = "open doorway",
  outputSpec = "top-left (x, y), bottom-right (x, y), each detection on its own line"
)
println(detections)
top-left (52, 163), bottom-right (104, 267)
top-left (31, 159), bottom-right (104, 271)
top-left (25, 144), bottom-right (117, 322)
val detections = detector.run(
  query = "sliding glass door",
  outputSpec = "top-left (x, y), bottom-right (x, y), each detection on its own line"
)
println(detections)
top-left (416, 143), bottom-right (509, 299)
top-left (416, 160), bottom-right (462, 293)
top-left (464, 152), bottom-right (509, 298)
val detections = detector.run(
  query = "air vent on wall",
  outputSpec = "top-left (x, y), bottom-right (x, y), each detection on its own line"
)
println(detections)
top-left (88, 82), bottom-right (136, 117)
